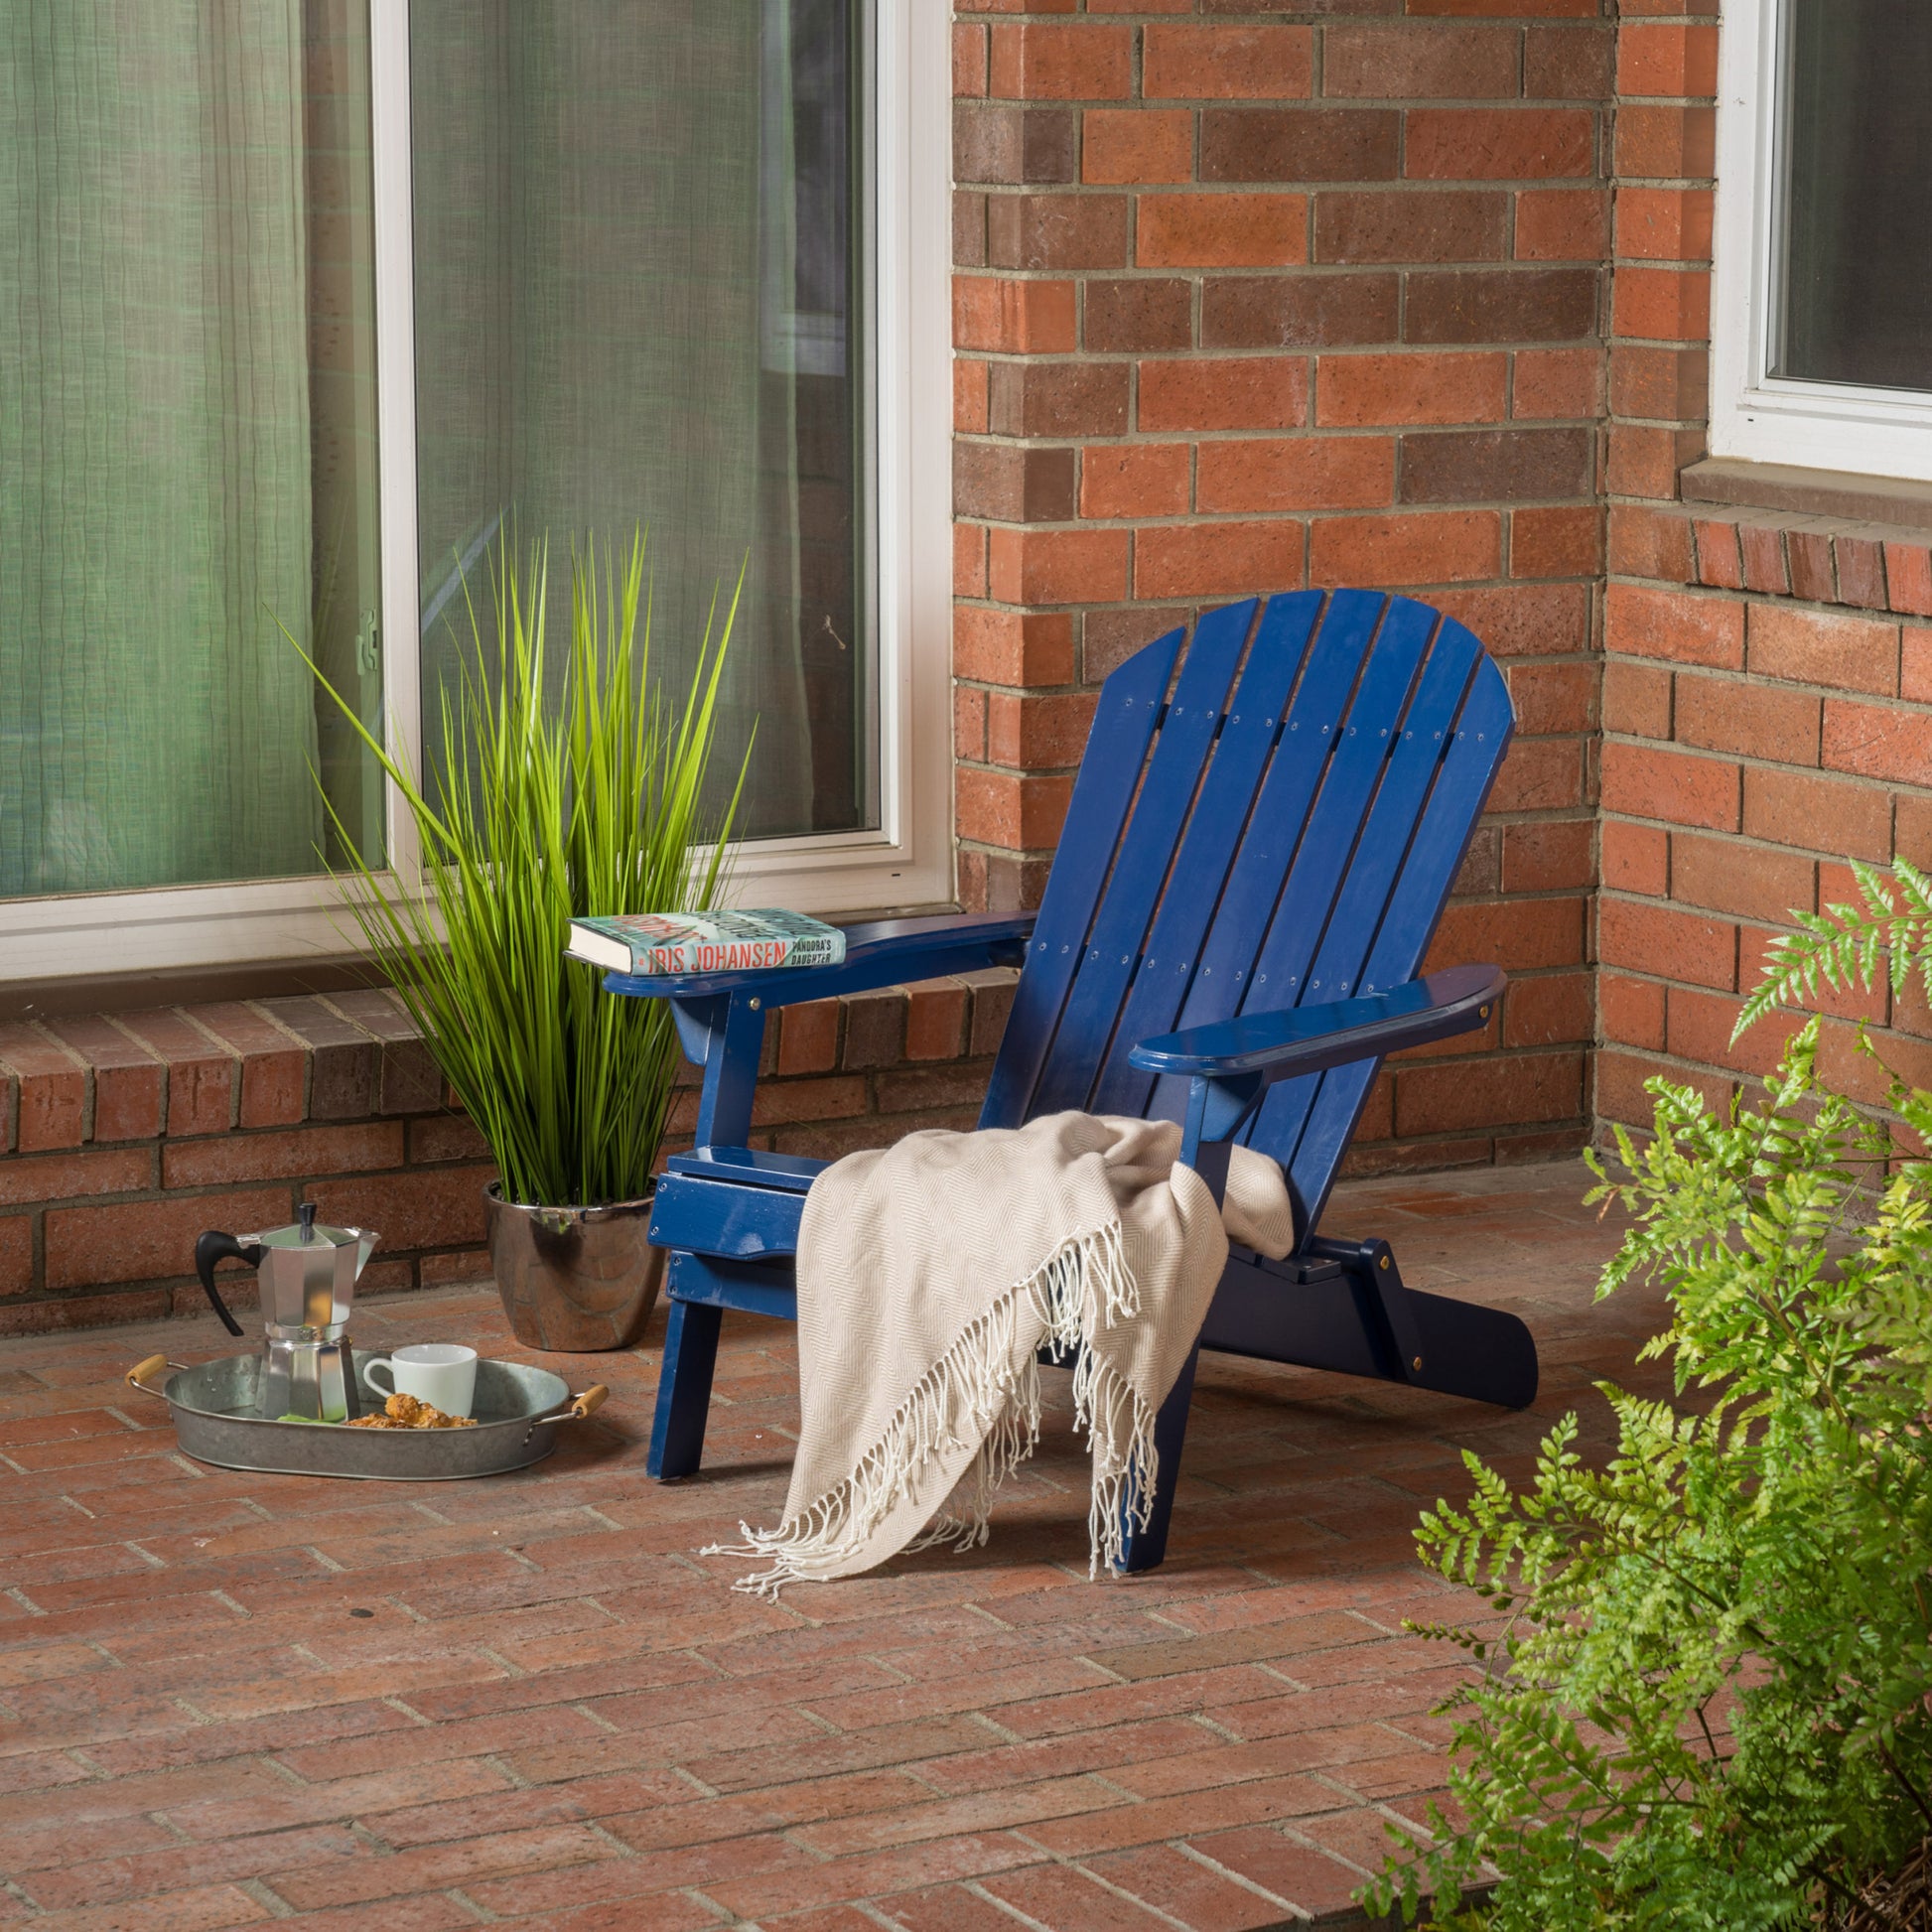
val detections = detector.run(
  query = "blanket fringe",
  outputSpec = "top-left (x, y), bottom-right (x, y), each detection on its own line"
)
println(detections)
top-left (705, 1217), bottom-right (1159, 1596)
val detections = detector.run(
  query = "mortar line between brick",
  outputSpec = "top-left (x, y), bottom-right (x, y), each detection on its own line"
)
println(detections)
top-left (1172, 1836), bottom-right (1307, 1916)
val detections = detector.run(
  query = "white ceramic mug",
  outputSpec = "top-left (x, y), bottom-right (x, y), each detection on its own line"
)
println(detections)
top-left (365, 1343), bottom-right (478, 1417)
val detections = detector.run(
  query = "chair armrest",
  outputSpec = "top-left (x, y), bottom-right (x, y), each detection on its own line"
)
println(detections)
top-left (601, 910), bottom-right (1035, 1010)
top-left (624, 911), bottom-right (1035, 1153)
top-left (1132, 965), bottom-right (1504, 1165)
top-left (1129, 964), bottom-right (1503, 1083)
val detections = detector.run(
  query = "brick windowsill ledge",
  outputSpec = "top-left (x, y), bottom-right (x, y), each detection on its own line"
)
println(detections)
top-left (1616, 495), bottom-right (1932, 622)
top-left (0, 977), bottom-right (1021, 1337)
top-left (1683, 458), bottom-right (1932, 542)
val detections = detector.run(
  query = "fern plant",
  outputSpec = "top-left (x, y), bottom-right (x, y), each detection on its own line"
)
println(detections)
top-left (1363, 905), bottom-right (1932, 1926)
top-left (1735, 856), bottom-right (1932, 1039)
top-left (296, 531), bottom-right (747, 1207)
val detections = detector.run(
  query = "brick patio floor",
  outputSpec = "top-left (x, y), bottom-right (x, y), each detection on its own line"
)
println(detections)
top-left (0, 1158), bottom-right (1666, 1931)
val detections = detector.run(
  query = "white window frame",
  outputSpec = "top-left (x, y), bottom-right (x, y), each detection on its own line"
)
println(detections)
top-left (0, 0), bottom-right (953, 985)
top-left (1712, 0), bottom-right (1932, 483)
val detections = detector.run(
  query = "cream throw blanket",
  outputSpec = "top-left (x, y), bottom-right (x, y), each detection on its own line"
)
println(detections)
top-left (710, 1111), bottom-right (1298, 1595)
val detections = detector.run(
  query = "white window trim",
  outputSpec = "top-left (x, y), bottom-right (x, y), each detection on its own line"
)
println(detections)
top-left (0, 0), bottom-right (953, 986)
top-left (1711, 0), bottom-right (1932, 483)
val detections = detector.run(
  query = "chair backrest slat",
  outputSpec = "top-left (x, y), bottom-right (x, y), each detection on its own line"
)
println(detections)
top-left (1238, 618), bottom-right (1481, 1168)
top-left (1124, 589), bottom-right (1392, 1130)
top-left (979, 590), bottom-right (1513, 1244)
top-left (1087, 591), bottom-right (1322, 1118)
top-left (1271, 639), bottom-right (1514, 1230)
top-left (980, 626), bottom-right (1181, 1131)
top-left (1178, 597), bottom-right (1432, 1031)
top-left (1031, 597), bottom-right (1260, 1119)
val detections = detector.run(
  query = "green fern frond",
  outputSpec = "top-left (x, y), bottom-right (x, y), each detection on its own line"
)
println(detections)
top-left (1735, 860), bottom-right (1932, 1041)
top-left (1367, 998), bottom-right (1932, 1930)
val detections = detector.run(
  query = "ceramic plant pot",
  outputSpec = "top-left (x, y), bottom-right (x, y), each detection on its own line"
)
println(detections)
top-left (484, 1182), bottom-right (665, 1352)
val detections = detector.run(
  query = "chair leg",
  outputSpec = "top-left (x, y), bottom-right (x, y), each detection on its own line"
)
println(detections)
top-left (1200, 1242), bottom-right (1539, 1411)
top-left (1115, 1344), bottom-right (1200, 1575)
top-left (1334, 1236), bottom-right (1539, 1410)
top-left (648, 1298), bottom-right (723, 1480)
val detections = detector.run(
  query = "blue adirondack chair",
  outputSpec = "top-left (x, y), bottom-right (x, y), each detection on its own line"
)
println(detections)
top-left (608, 589), bottom-right (1538, 1574)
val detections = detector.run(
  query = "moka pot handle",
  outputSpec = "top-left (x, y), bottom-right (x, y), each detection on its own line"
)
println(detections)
top-left (194, 1230), bottom-right (261, 1338)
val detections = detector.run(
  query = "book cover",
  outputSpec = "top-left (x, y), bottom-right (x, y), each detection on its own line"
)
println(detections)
top-left (566, 907), bottom-right (847, 977)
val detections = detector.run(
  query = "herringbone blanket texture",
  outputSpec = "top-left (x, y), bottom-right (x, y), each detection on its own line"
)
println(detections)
top-left (710, 1112), bottom-right (1297, 1594)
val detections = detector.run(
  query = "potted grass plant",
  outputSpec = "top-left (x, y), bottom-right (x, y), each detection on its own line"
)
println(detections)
top-left (301, 532), bottom-right (746, 1351)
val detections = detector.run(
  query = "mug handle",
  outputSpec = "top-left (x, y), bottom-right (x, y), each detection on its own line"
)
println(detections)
top-left (365, 1359), bottom-right (395, 1398)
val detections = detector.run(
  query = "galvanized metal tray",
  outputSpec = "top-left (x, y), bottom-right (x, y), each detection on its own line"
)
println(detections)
top-left (126, 1351), bottom-right (609, 1480)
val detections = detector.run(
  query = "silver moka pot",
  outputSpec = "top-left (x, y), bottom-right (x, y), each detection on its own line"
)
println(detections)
top-left (195, 1204), bottom-right (379, 1422)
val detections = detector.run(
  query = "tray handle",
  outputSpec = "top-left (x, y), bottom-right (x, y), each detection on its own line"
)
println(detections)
top-left (126, 1355), bottom-right (182, 1399)
top-left (520, 1383), bottom-right (610, 1447)
top-left (568, 1385), bottom-right (609, 1423)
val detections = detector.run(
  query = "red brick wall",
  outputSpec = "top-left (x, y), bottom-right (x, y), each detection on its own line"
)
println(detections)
top-left (1597, 0), bottom-right (1932, 1126)
top-left (951, 2), bottom-right (1606, 1173)
top-left (0, 980), bottom-right (1012, 1333)
top-left (0, 996), bottom-right (491, 1333)
top-left (36, 0), bottom-right (1932, 1331)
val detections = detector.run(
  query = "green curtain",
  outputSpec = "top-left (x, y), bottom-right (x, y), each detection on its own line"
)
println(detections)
top-left (410, 0), bottom-right (814, 839)
top-left (0, 0), bottom-right (324, 897)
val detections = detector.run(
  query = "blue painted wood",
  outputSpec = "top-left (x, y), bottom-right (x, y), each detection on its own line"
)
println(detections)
top-left (648, 1296), bottom-right (724, 1478)
top-left (605, 911), bottom-right (1034, 1007)
top-left (650, 1172), bottom-right (806, 1262)
top-left (1305, 1234), bottom-right (1537, 1405)
top-left (1236, 596), bottom-right (1435, 1016)
top-left (669, 996), bottom-right (728, 1069)
top-left (665, 1253), bottom-right (801, 1321)
top-left (1088, 591), bottom-right (1320, 1117)
top-left (1179, 1074), bottom-right (1263, 1169)
top-left (1401, 1274), bottom-right (1539, 1406)
top-left (1133, 965), bottom-right (1501, 1078)
top-left (634, 588), bottom-right (1540, 1535)
top-left (1115, 1344), bottom-right (1198, 1574)
top-left (690, 994), bottom-right (768, 1152)
top-left (980, 626), bottom-right (1183, 1131)
top-left (1279, 636), bottom-right (1516, 1230)
top-left (665, 1148), bottom-right (825, 1192)
top-left (1302, 620), bottom-right (1482, 1003)
top-left (1139, 589), bottom-right (1389, 1129)
top-left (652, 1250), bottom-right (805, 1478)
top-left (1156, 595), bottom-right (1434, 1170)
top-left (1173, 591), bottom-right (1391, 1007)
top-left (1030, 599), bottom-right (1260, 1118)
top-left (1241, 604), bottom-right (1480, 1167)
top-left (1354, 1237), bottom-right (1430, 1381)
top-left (1198, 1250), bottom-right (1396, 1379)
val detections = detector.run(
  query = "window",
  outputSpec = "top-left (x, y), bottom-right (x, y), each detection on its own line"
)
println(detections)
top-left (0, 3), bottom-right (384, 899)
top-left (1712, 0), bottom-right (1932, 481)
top-left (0, 2), bottom-right (949, 982)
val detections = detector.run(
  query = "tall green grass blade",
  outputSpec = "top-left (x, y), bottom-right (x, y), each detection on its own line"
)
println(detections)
top-left (294, 529), bottom-right (748, 1206)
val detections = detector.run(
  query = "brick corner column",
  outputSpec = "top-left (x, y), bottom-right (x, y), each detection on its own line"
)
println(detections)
top-left (951, 4), bottom-right (1608, 1171)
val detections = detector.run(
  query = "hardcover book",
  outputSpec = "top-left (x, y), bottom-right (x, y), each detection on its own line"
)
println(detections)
top-left (566, 908), bottom-right (847, 977)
